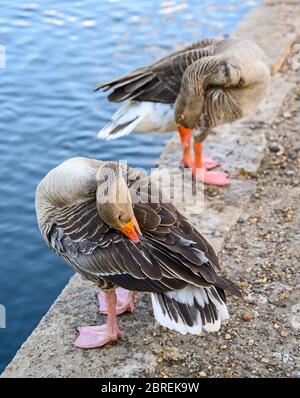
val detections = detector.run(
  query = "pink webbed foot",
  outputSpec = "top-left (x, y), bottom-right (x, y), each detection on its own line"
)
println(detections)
top-left (202, 155), bottom-right (219, 170)
top-left (74, 324), bottom-right (123, 349)
top-left (75, 290), bottom-right (123, 349)
top-left (181, 155), bottom-right (219, 170)
top-left (98, 288), bottom-right (135, 315)
top-left (193, 168), bottom-right (231, 186)
top-left (192, 142), bottom-right (230, 186)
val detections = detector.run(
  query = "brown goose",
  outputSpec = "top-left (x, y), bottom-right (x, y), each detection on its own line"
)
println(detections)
top-left (35, 157), bottom-right (241, 348)
top-left (96, 38), bottom-right (270, 186)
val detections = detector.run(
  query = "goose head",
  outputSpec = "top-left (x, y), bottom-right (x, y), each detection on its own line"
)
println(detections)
top-left (174, 62), bottom-right (207, 144)
top-left (176, 59), bottom-right (213, 126)
top-left (96, 163), bottom-right (141, 242)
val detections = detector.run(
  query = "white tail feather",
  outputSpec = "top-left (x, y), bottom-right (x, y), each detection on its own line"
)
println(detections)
top-left (151, 286), bottom-right (229, 335)
top-left (97, 101), bottom-right (175, 140)
top-left (97, 114), bottom-right (144, 140)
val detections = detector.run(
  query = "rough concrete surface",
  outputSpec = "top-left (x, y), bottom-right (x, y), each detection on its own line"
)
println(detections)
top-left (2, 0), bottom-right (300, 378)
top-left (232, 0), bottom-right (300, 74)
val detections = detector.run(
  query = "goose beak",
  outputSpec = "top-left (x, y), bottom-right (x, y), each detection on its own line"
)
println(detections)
top-left (121, 216), bottom-right (141, 242)
top-left (177, 125), bottom-right (193, 148)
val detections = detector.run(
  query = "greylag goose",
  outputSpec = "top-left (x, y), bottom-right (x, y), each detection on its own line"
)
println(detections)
top-left (96, 38), bottom-right (270, 186)
top-left (35, 157), bottom-right (241, 348)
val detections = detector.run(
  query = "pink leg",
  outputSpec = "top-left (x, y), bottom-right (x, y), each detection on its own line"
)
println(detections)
top-left (177, 126), bottom-right (219, 170)
top-left (178, 126), bottom-right (194, 169)
top-left (74, 290), bottom-right (123, 349)
top-left (181, 153), bottom-right (194, 169)
top-left (98, 288), bottom-right (135, 315)
top-left (194, 143), bottom-right (230, 186)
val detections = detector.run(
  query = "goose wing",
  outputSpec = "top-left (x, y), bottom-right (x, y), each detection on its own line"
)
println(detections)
top-left (95, 38), bottom-right (222, 104)
top-left (44, 195), bottom-right (239, 297)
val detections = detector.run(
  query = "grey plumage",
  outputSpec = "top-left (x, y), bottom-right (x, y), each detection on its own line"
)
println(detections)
top-left (35, 157), bottom-right (241, 333)
top-left (96, 38), bottom-right (270, 141)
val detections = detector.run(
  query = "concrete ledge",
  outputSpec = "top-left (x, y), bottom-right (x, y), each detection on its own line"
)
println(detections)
top-left (232, 0), bottom-right (299, 74)
top-left (2, 0), bottom-right (299, 378)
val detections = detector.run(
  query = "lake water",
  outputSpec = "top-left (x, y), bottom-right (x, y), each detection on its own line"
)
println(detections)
top-left (0, 0), bottom-right (259, 372)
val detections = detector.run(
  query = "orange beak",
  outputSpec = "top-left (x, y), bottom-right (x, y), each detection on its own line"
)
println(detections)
top-left (120, 215), bottom-right (141, 242)
top-left (177, 125), bottom-right (193, 148)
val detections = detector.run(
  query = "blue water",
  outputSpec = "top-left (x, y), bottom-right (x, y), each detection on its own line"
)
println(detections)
top-left (0, 0), bottom-right (259, 372)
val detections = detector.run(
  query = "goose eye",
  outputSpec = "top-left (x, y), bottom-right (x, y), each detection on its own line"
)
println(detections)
top-left (118, 214), bottom-right (122, 221)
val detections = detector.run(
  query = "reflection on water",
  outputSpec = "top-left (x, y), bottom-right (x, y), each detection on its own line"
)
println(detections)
top-left (0, 0), bottom-right (259, 371)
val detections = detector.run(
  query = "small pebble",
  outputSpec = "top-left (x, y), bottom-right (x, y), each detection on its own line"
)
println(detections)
top-left (269, 143), bottom-right (281, 153)
top-left (283, 111), bottom-right (292, 118)
top-left (242, 313), bottom-right (253, 322)
top-left (269, 143), bottom-right (284, 155)
top-left (292, 371), bottom-right (300, 378)
top-left (254, 276), bottom-right (267, 284)
top-left (199, 371), bottom-right (207, 377)
top-left (272, 352), bottom-right (282, 360)
top-left (280, 330), bottom-right (289, 338)
top-left (282, 354), bottom-right (290, 364)
top-left (224, 334), bottom-right (232, 340)
top-left (279, 293), bottom-right (288, 301)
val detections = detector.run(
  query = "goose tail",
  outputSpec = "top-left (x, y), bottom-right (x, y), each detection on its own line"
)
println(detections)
top-left (151, 285), bottom-right (230, 335)
top-left (97, 101), bottom-right (148, 141)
